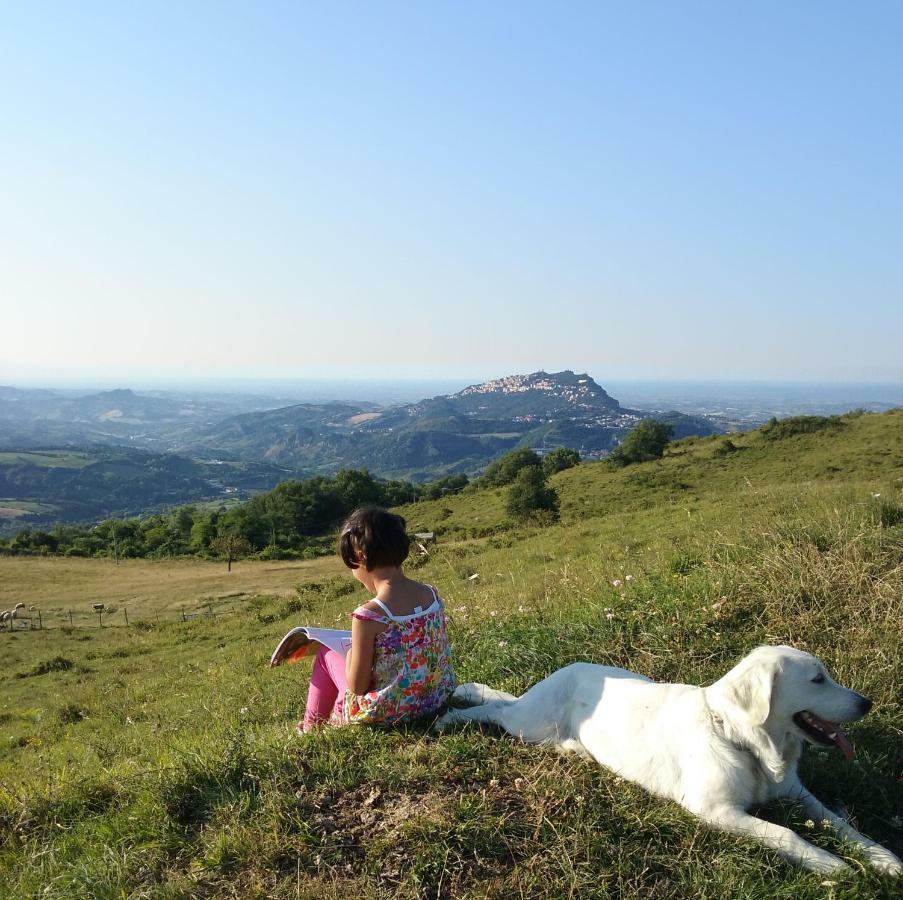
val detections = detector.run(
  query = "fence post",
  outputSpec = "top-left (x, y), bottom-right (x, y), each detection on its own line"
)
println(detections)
top-left (124, 608), bottom-right (129, 627)
top-left (37, 609), bottom-right (42, 630)
top-left (69, 609), bottom-right (73, 627)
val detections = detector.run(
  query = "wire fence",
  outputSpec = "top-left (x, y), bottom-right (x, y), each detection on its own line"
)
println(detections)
top-left (1, 596), bottom-right (255, 633)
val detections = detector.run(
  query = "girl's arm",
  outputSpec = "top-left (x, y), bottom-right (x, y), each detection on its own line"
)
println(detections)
top-left (346, 615), bottom-right (380, 694)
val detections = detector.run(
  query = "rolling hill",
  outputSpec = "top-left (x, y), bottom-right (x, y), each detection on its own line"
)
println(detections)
top-left (0, 409), bottom-right (901, 897)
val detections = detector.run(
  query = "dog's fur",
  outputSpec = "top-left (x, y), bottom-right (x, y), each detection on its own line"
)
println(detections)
top-left (435, 645), bottom-right (901, 875)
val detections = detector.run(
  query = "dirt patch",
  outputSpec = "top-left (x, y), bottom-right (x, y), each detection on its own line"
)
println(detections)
top-left (0, 507), bottom-right (31, 519)
top-left (346, 413), bottom-right (382, 426)
top-left (308, 783), bottom-right (451, 844)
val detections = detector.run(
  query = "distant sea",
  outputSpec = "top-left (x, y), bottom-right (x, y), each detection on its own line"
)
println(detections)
top-left (604, 380), bottom-right (903, 424)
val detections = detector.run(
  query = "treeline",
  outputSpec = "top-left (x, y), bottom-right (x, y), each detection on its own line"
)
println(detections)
top-left (0, 469), bottom-right (470, 560)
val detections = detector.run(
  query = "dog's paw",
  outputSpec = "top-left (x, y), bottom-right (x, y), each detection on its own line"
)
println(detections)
top-left (447, 682), bottom-right (491, 707)
top-left (863, 845), bottom-right (903, 875)
top-left (432, 710), bottom-right (460, 733)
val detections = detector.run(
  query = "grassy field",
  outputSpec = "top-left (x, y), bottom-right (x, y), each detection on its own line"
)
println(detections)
top-left (1, 410), bottom-right (901, 898)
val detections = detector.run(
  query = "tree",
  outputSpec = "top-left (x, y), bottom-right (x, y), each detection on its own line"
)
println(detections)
top-left (209, 531), bottom-right (252, 572)
top-left (480, 448), bottom-right (542, 487)
top-left (506, 465), bottom-right (560, 522)
top-left (419, 474), bottom-right (469, 501)
top-left (541, 447), bottom-right (580, 477)
top-left (608, 420), bottom-right (674, 467)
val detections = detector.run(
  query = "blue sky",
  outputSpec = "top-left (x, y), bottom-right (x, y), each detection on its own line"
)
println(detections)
top-left (2, 1), bottom-right (901, 386)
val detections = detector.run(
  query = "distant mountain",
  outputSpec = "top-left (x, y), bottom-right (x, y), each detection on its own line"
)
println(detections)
top-left (0, 385), bottom-right (294, 449)
top-left (0, 372), bottom-right (722, 490)
top-left (0, 372), bottom-right (723, 529)
top-left (173, 370), bottom-right (721, 478)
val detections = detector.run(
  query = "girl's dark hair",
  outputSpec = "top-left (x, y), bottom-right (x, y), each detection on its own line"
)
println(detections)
top-left (338, 506), bottom-right (410, 570)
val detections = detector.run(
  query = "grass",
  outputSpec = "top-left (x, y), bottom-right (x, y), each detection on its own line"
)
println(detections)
top-left (0, 409), bottom-right (901, 898)
top-left (0, 451), bottom-right (95, 469)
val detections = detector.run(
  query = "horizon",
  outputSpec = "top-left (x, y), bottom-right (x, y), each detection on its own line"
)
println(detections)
top-left (5, 370), bottom-right (903, 413)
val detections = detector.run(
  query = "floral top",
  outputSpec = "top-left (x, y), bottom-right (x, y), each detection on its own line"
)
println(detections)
top-left (341, 586), bottom-right (456, 725)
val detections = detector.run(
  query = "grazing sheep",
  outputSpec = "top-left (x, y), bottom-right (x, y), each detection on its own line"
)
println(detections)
top-left (0, 603), bottom-right (26, 630)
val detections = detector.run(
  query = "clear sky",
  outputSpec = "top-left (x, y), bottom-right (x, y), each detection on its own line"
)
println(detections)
top-left (2, 1), bottom-right (902, 387)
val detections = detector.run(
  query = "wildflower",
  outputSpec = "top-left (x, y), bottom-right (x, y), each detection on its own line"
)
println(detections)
top-left (518, 605), bottom-right (526, 613)
top-left (872, 492), bottom-right (881, 498)
top-left (822, 818), bottom-right (833, 829)
top-left (498, 640), bottom-right (509, 648)
top-left (625, 575), bottom-right (634, 582)
top-left (612, 579), bottom-right (622, 588)
top-left (240, 707), bottom-right (249, 715)
top-left (490, 610), bottom-right (497, 617)
top-left (606, 613), bottom-right (615, 620)
top-left (804, 819), bottom-right (815, 828)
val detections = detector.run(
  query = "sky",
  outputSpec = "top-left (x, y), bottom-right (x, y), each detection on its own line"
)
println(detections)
top-left (2, 1), bottom-right (902, 388)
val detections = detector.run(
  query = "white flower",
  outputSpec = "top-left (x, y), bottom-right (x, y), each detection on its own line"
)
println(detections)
top-left (240, 707), bottom-right (249, 715)
top-left (498, 640), bottom-right (508, 648)
top-left (518, 605), bottom-right (526, 613)
top-left (625, 575), bottom-right (634, 582)
top-left (611, 579), bottom-right (622, 588)
top-left (606, 613), bottom-right (615, 620)
top-left (804, 819), bottom-right (815, 828)
top-left (872, 492), bottom-right (881, 498)
top-left (490, 610), bottom-right (497, 617)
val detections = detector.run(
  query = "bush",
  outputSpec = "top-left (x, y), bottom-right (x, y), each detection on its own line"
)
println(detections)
top-left (505, 465), bottom-right (560, 522)
top-left (480, 448), bottom-right (542, 487)
top-left (541, 447), bottom-right (581, 476)
top-left (760, 415), bottom-right (844, 441)
top-left (713, 438), bottom-right (740, 457)
top-left (608, 419), bottom-right (674, 467)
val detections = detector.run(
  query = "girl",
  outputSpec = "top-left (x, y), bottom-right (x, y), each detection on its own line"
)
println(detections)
top-left (299, 506), bottom-right (456, 732)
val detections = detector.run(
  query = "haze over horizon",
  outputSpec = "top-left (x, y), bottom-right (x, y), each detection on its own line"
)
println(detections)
top-left (3, 3), bottom-right (902, 385)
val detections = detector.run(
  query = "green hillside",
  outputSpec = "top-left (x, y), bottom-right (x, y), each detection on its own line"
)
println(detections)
top-left (0, 410), bottom-right (901, 898)
top-left (0, 446), bottom-right (297, 533)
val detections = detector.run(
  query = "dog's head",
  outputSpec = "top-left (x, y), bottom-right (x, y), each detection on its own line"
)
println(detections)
top-left (708, 645), bottom-right (871, 781)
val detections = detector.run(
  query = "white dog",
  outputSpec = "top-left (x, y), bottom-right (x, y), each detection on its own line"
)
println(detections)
top-left (435, 645), bottom-right (901, 876)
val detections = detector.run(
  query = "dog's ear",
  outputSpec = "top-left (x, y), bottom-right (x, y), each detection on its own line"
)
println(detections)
top-left (712, 654), bottom-right (778, 727)
top-left (709, 654), bottom-right (790, 782)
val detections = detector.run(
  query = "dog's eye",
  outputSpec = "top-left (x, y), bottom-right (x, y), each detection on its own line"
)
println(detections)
top-left (811, 674), bottom-right (825, 684)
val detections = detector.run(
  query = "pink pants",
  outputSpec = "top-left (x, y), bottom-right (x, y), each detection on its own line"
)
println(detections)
top-left (301, 645), bottom-right (348, 731)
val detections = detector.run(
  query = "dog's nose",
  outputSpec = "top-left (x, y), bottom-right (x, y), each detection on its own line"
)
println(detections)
top-left (857, 695), bottom-right (872, 714)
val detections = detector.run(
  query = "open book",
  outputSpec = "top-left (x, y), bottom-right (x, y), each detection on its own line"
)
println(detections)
top-left (269, 626), bottom-right (352, 667)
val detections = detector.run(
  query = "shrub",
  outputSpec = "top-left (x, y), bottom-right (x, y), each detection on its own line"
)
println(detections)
top-left (713, 438), bottom-right (740, 457)
top-left (541, 447), bottom-right (581, 476)
top-left (608, 419), bottom-right (674, 467)
top-left (480, 448), bottom-right (542, 487)
top-left (505, 465), bottom-right (560, 522)
top-left (760, 415), bottom-right (844, 441)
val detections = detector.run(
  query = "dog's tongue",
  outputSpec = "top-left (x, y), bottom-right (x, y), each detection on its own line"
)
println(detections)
top-left (808, 712), bottom-right (856, 760)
